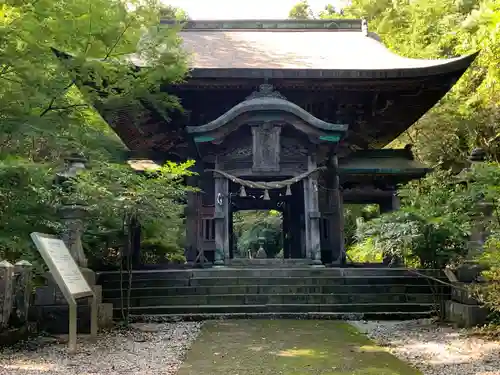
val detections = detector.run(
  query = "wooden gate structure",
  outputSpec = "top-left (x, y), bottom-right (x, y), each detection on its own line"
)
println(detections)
top-left (56, 19), bottom-right (476, 266)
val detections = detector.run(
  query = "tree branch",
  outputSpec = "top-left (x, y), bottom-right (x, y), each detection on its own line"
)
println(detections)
top-left (104, 19), bottom-right (134, 60)
top-left (0, 76), bottom-right (23, 84)
top-left (84, 3), bottom-right (93, 54)
top-left (39, 81), bottom-right (76, 117)
top-left (46, 103), bottom-right (89, 112)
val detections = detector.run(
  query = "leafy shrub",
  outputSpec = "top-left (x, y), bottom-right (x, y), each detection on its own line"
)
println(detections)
top-left (475, 235), bottom-right (500, 315)
top-left (347, 238), bottom-right (383, 263)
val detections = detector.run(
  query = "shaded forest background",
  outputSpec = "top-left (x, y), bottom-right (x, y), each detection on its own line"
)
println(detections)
top-left (1, 0), bottom-right (500, 313)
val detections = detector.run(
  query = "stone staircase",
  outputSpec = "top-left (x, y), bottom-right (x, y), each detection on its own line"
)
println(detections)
top-left (98, 267), bottom-right (448, 321)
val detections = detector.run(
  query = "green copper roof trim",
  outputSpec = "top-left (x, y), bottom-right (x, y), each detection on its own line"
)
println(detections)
top-left (187, 97), bottom-right (348, 134)
top-left (160, 19), bottom-right (363, 31)
top-left (319, 135), bottom-right (341, 142)
top-left (194, 136), bottom-right (215, 143)
top-left (339, 168), bottom-right (431, 174)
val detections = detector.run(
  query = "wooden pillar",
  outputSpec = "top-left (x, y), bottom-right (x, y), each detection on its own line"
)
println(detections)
top-left (328, 154), bottom-right (344, 265)
top-left (392, 192), bottom-right (401, 210)
top-left (303, 176), bottom-right (311, 261)
top-left (304, 155), bottom-right (322, 264)
top-left (185, 176), bottom-right (199, 264)
top-left (289, 191), bottom-right (302, 259)
top-left (282, 203), bottom-right (290, 259)
top-left (380, 191), bottom-right (400, 214)
top-left (214, 171), bottom-right (229, 266)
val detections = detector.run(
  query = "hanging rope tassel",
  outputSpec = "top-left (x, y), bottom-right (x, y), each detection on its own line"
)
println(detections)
top-left (285, 185), bottom-right (292, 196)
top-left (239, 185), bottom-right (247, 197)
top-left (263, 189), bottom-right (270, 200)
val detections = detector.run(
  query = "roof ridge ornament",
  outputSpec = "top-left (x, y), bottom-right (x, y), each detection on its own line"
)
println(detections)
top-left (246, 84), bottom-right (287, 101)
top-left (362, 19), bottom-right (368, 36)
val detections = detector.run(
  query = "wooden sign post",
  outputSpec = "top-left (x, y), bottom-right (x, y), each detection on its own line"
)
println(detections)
top-left (30, 232), bottom-right (97, 354)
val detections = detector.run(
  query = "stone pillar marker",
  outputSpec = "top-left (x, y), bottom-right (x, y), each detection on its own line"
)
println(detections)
top-left (0, 260), bottom-right (15, 329)
top-left (13, 260), bottom-right (32, 326)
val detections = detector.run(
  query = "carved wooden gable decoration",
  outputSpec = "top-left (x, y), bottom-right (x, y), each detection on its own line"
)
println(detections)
top-left (186, 84), bottom-right (349, 175)
top-left (251, 121), bottom-right (282, 172)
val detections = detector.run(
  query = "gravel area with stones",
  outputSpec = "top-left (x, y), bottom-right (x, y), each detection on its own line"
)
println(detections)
top-left (0, 322), bottom-right (202, 375)
top-left (350, 319), bottom-right (500, 375)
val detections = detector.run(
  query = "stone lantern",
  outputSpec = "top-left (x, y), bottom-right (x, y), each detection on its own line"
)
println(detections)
top-left (256, 237), bottom-right (267, 259)
top-left (455, 148), bottom-right (493, 282)
top-left (32, 153), bottom-right (114, 335)
top-left (444, 148), bottom-right (492, 327)
top-left (54, 152), bottom-right (93, 283)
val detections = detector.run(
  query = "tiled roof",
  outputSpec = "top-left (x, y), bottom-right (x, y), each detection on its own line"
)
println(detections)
top-left (177, 30), bottom-right (465, 70)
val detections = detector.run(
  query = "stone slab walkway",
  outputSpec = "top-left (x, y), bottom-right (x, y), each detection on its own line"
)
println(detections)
top-left (177, 320), bottom-right (421, 375)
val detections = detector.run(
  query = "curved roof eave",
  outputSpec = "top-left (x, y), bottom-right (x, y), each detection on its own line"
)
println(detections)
top-left (183, 52), bottom-right (479, 80)
top-left (185, 96), bottom-right (348, 134)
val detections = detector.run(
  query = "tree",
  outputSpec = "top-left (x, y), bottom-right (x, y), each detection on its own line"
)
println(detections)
top-left (0, 0), bottom-right (191, 270)
top-left (289, 0), bottom-right (500, 167)
top-left (160, 4), bottom-right (190, 20)
top-left (289, 0), bottom-right (315, 19)
top-left (318, 4), bottom-right (346, 18)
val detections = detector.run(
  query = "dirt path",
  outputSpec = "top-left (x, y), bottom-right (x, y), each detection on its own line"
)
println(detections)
top-left (177, 320), bottom-right (421, 375)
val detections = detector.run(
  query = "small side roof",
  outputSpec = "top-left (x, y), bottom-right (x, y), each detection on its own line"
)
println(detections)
top-left (150, 19), bottom-right (477, 79)
top-left (338, 150), bottom-right (431, 176)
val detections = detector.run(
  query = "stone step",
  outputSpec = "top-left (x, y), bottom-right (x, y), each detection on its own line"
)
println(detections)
top-left (102, 284), bottom-right (436, 298)
top-left (98, 268), bottom-right (442, 282)
top-left (114, 303), bottom-right (435, 316)
top-left (127, 311), bottom-right (434, 321)
top-left (228, 259), bottom-right (312, 267)
top-left (105, 293), bottom-right (436, 307)
top-left (103, 275), bottom-right (437, 289)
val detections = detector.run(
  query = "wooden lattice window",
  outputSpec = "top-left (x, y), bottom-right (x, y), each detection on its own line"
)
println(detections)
top-left (203, 219), bottom-right (215, 241)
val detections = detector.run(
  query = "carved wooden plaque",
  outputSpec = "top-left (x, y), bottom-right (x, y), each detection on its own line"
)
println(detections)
top-left (251, 122), bottom-right (281, 172)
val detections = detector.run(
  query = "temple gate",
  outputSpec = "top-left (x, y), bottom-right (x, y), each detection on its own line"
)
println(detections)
top-left (56, 19), bottom-right (476, 268)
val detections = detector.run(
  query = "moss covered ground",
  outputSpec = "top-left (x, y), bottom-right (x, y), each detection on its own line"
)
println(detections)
top-left (177, 320), bottom-right (421, 375)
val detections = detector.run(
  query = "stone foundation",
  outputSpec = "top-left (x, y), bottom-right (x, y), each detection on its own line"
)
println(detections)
top-left (445, 300), bottom-right (488, 328)
top-left (29, 303), bottom-right (113, 334)
top-left (30, 269), bottom-right (113, 334)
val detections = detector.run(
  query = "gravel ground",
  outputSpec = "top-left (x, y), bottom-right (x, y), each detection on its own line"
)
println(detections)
top-left (350, 319), bottom-right (500, 375)
top-left (0, 322), bottom-right (202, 375)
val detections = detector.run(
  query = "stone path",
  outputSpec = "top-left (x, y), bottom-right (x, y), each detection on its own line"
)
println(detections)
top-left (177, 320), bottom-right (421, 375)
top-left (0, 322), bottom-right (202, 375)
top-left (351, 319), bottom-right (500, 375)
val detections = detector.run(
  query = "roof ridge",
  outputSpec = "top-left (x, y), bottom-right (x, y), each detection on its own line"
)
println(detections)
top-left (160, 19), bottom-right (363, 32)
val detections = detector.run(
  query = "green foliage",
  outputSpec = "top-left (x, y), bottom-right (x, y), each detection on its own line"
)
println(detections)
top-left (355, 163), bottom-right (500, 269)
top-left (73, 160), bottom-right (194, 268)
top-left (233, 210), bottom-right (283, 258)
top-left (289, 0), bottom-right (500, 167)
top-left (343, 204), bottom-right (380, 249)
top-left (341, 0), bottom-right (499, 167)
top-left (359, 209), bottom-right (469, 268)
top-left (0, 0), bottom-right (190, 268)
top-left (474, 234), bottom-right (500, 315)
top-left (347, 238), bottom-right (384, 263)
top-left (288, 0), bottom-right (315, 19)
